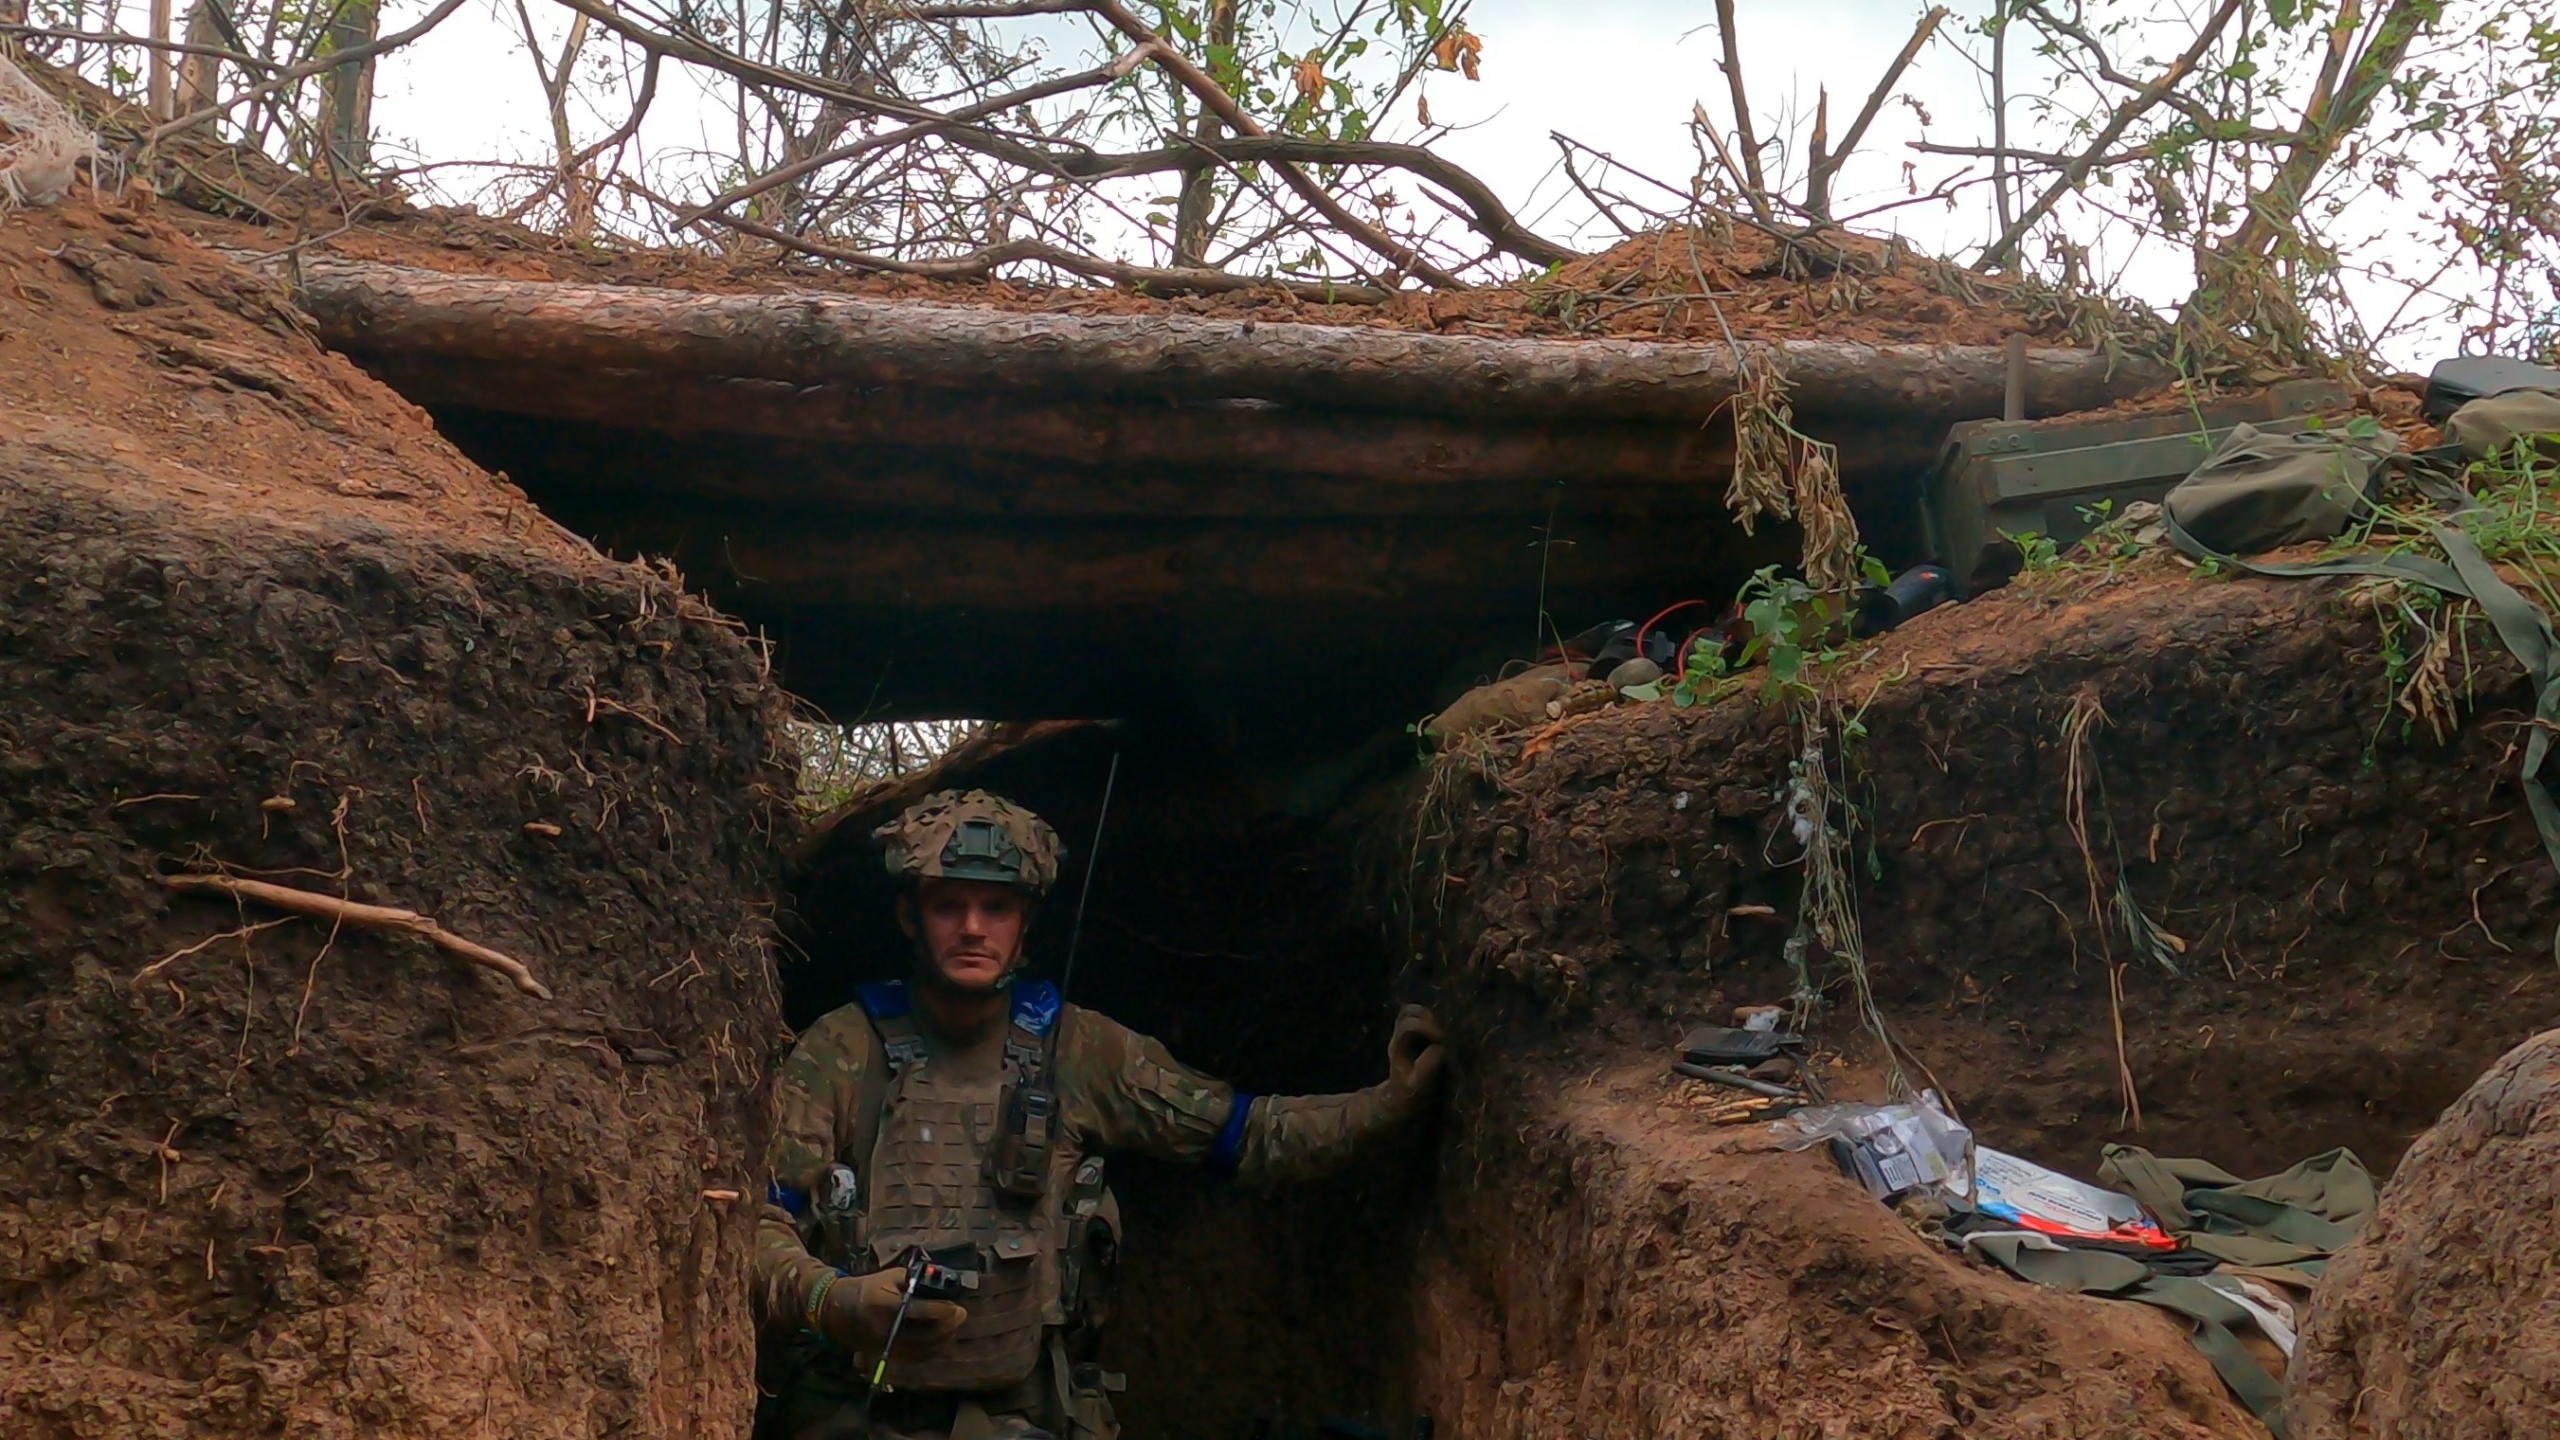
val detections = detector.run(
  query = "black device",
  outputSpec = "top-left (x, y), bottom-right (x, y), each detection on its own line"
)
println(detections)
top-left (1680, 1024), bottom-right (1792, 1066)
top-left (909, 1242), bottom-right (984, 1302)
top-left (854, 1243), bottom-right (987, 1422)
top-left (2422, 355), bottom-right (2560, 420)
top-left (1856, 563), bottom-right (1959, 635)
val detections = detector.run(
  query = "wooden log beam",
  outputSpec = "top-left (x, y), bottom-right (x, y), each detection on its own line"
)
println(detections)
top-left (580, 513), bottom-right (1736, 613)
top-left (406, 374), bottom-right (1741, 499)
top-left (272, 255), bottom-right (2167, 426)
top-left (443, 410), bottom-right (1739, 519)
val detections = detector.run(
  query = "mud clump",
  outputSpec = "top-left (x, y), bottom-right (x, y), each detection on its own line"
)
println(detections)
top-left (2288, 1026), bottom-right (2560, 1439)
top-left (0, 195), bottom-right (796, 1437)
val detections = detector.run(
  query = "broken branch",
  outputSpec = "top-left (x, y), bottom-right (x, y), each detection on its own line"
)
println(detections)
top-left (1804, 6), bottom-right (1948, 220)
top-left (161, 873), bottom-right (554, 1000)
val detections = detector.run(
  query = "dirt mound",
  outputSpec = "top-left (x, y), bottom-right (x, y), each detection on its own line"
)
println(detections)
top-left (0, 194), bottom-right (796, 1437)
top-left (1419, 1057), bottom-right (2259, 1438)
top-left (1395, 557), bottom-right (2560, 1433)
top-left (2287, 1027), bottom-right (2560, 1439)
top-left (174, 204), bottom-right (2074, 348)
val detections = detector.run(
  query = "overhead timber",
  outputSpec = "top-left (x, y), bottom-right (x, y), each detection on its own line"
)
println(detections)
top-left (270, 255), bottom-right (2171, 741)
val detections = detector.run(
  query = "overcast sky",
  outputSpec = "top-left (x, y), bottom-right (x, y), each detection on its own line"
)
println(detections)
top-left (362, 0), bottom-right (2466, 364)
top-left (372, 0), bottom-right (2023, 254)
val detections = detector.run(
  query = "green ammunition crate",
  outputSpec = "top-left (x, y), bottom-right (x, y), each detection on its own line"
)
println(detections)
top-left (1925, 379), bottom-right (2354, 589)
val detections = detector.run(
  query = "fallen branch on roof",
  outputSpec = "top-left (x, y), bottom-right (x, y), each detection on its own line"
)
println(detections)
top-left (162, 872), bottom-right (554, 1000)
top-left (270, 254), bottom-right (2168, 424)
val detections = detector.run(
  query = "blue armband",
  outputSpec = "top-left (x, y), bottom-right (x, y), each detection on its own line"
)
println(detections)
top-left (1205, 1093), bottom-right (1256, 1178)
top-left (767, 1180), bottom-right (810, 1218)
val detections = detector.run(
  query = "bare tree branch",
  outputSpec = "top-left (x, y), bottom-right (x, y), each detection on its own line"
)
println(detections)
top-left (1709, 0), bottom-right (1771, 221)
top-left (142, 0), bottom-right (469, 146)
top-left (700, 210), bottom-right (1394, 302)
top-left (1803, 5), bottom-right (1946, 219)
top-left (673, 48), bottom-right (1148, 227)
top-left (1080, 0), bottom-right (1460, 287)
top-left (1088, 134), bottom-right (1578, 267)
top-left (1976, 0), bottom-right (2246, 270)
top-left (0, 22), bottom-right (276, 71)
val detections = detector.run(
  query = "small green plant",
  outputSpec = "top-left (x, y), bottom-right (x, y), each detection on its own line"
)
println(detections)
top-left (2004, 528), bottom-right (2064, 573)
top-left (1671, 564), bottom-right (1865, 709)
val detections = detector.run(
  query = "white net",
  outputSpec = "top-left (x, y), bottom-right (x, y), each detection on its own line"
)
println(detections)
top-left (0, 54), bottom-right (96, 210)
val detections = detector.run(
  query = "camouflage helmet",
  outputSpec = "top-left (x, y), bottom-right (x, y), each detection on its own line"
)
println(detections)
top-left (874, 790), bottom-right (1063, 896)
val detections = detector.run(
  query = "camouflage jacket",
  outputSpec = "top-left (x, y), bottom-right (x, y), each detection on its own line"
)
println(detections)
top-left (754, 984), bottom-right (1418, 1331)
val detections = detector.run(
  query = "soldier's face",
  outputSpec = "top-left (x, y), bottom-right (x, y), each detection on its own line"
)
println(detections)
top-left (904, 879), bottom-right (1029, 992)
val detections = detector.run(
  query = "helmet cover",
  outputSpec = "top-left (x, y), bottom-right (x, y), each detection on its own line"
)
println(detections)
top-left (874, 790), bottom-right (1062, 896)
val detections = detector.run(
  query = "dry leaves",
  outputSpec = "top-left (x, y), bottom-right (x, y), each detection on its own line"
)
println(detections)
top-left (1429, 26), bottom-right (1483, 81)
top-left (1293, 55), bottom-right (1327, 103)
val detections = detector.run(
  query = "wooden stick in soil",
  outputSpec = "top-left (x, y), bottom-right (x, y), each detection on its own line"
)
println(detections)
top-left (161, 873), bottom-right (554, 1000)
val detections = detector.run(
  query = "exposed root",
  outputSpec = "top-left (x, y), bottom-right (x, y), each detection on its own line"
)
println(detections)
top-left (135, 917), bottom-right (298, 987)
top-left (1784, 705), bottom-right (1908, 1097)
top-left (2108, 961), bottom-right (2143, 1131)
top-left (161, 873), bottom-right (554, 1000)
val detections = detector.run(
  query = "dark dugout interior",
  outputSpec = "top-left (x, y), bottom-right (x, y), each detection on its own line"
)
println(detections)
top-left (780, 720), bottom-right (1438, 1438)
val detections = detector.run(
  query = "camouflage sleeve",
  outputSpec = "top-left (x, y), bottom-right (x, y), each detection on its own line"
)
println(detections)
top-left (1231, 1082), bottom-right (1416, 1187)
top-left (753, 1005), bottom-right (876, 1336)
top-left (1053, 1005), bottom-right (1238, 1163)
top-left (1055, 1006), bottom-right (1421, 1187)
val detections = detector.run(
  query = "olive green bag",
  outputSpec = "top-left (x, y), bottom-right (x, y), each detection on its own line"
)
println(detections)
top-left (2444, 388), bottom-right (2560, 462)
top-left (2161, 422), bottom-right (2399, 556)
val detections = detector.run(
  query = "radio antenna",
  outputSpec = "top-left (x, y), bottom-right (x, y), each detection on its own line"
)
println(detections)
top-left (1056, 751), bottom-right (1119, 1002)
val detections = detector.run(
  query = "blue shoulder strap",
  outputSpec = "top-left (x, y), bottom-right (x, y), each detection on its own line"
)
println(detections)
top-left (854, 980), bottom-right (911, 1019)
top-left (1010, 980), bottom-right (1061, 1037)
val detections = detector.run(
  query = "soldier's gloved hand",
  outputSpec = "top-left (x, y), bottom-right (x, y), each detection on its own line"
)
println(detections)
top-left (813, 1269), bottom-right (968, 1355)
top-left (1385, 1004), bottom-right (1447, 1102)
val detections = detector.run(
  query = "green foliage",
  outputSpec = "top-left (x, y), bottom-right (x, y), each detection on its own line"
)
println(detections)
top-left (1669, 564), bottom-right (1863, 711)
top-left (2004, 527), bottom-right (2064, 573)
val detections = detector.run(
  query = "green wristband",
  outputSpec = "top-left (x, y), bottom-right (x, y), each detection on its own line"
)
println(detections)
top-left (803, 1273), bottom-right (837, 1334)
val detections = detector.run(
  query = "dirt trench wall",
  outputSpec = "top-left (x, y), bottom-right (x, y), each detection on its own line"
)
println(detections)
top-left (1396, 567), bottom-right (2560, 1437)
top-left (2287, 1025), bottom-right (2560, 1439)
top-left (0, 467), bottom-right (795, 1437)
top-left (1414, 1060), bottom-right (2259, 1438)
top-left (1417, 570), bottom-right (2560, 1177)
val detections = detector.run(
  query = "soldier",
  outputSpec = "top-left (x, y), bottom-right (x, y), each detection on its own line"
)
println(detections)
top-left (754, 790), bottom-right (1446, 1440)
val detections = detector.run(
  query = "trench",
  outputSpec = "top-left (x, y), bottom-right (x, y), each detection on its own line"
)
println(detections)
top-left (760, 565), bottom-right (2560, 1438)
top-left (14, 190), bottom-right (2557, 1440)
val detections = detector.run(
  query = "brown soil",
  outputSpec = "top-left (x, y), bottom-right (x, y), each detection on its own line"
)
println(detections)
top-left (0, 193), bottom-right (797, 1437)
top-left (1418, 1058), bottom-right (2259, 1438)
top-left (171, 204), bottom-right (2073, 347)
top-left (1398, 557), bottom-right (2560, 1434)
top-left (2288, 1026), bottom-right (2560, 1439)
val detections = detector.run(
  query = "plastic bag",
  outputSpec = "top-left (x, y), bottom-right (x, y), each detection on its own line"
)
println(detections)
top-left (1775, 1090), bottom-right (1972, 1201)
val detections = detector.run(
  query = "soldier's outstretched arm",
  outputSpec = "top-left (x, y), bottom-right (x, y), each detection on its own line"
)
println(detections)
top-left (1063, 1003), bottom-right (1446, 1187)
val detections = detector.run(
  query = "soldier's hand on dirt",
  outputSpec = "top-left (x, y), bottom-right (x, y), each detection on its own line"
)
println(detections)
top-left (1387, 1004), bottom-right (1446, 1097)
top-left (817, 1269), bottom-right (968, 1354)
